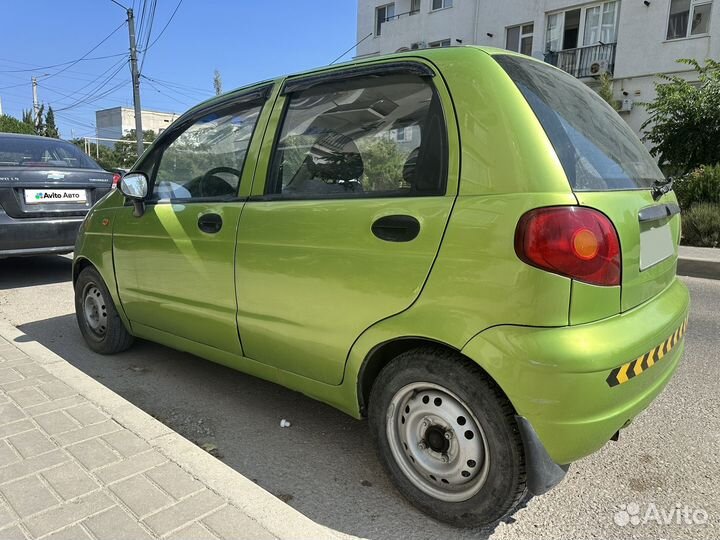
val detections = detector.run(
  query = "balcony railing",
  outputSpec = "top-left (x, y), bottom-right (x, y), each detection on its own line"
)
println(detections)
top-left (544, 42), bottom-right (617, 78)
top-left (383, 9), bottom-right (420, 23)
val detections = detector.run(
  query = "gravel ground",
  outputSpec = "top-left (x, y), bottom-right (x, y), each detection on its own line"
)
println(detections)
top-left (0, 254), bottom-right (717, 540)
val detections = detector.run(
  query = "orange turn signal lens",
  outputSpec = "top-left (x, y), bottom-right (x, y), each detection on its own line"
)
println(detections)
top-left (571, 228), bottom-right (600, 260)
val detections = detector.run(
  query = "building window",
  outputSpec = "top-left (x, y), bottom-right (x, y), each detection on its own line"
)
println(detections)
top-left (431, 0), bottom-right (452, 11)
top-left (667, 0), bottom-right (712, 39)
top-left (545, 1), bottom-right (618, 51)
top-left (410, 0), bottom-right (420, 14)
top-left (429, 39), bottom-right (451, 48)
top-left (506, 23), bottom-right (534, 55)
top-left (375, 3), bottom-right (395, 36)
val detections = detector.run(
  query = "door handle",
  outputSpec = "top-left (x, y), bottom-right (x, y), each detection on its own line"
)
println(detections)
top-left (371, 215), bottom-right (420, 242)
top-left (198, 213), bottom-right (223, 234)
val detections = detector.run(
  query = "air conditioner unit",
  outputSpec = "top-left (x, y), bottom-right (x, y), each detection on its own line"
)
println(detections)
top-left (410, 41), bottom-right (426, 50)
top-left (619, 98), bottom-right (634, 112)
top-left (590, 59), bottom-right (610, 76)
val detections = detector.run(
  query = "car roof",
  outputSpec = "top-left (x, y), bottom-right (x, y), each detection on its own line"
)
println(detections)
top-left (0, 133), bottom-right (73, 143)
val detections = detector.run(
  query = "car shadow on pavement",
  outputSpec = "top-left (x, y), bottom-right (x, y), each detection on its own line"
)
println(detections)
top-left (16, 313), bottom-right (511, 540)
top-left (0, 255), bottom-right (72, 290)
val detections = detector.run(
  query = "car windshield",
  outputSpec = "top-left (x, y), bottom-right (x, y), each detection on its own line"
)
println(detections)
top-left (0, 137), bottom-right (101, 169)
top-left (494, 54), bottom-right (664, 191)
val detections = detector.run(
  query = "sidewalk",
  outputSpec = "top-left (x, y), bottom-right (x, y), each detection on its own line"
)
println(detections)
top-left (0, 320), bottom-right (350, 540)
top-left (678, 245), bottom-right (720, 280)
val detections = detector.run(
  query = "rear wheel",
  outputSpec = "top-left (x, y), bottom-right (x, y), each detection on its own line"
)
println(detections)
top-left (368, 348), bottom-right (527, 527)
top-left (75, 266), bottom-right (134, 354)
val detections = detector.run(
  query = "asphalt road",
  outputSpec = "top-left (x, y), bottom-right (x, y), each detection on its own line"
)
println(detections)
top-left (0, 255), bottom-right (718, 540)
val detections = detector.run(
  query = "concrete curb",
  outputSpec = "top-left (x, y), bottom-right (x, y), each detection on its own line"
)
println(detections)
top-left (678, 246), bottom-right (720, 280)
top-left (0, 319), bottom-right (357, 540)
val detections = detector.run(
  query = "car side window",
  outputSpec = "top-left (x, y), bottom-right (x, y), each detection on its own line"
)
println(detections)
top-left (267, 72), bottom-right (447, 198)
top-left (151, 103), bottom-right (263, 201)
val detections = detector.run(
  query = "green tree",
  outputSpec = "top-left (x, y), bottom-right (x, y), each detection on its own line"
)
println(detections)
top-left (113, 129), bottom-right (157, 168)
top-left (597, 73), bottom-right (618, 110)
top-left (0, 114), bottom-right (35, 135)
top-left (642, 59), bottom-right (720, 173)
top-left (357, 136), bottom-right (407, 191)
top-left (44, 106), bottom-right (59, 138)
top-left (213, 69), bottom-right (223, 96)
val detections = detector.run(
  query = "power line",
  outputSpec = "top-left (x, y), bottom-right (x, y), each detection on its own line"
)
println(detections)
top-left (0, 52), bottom-right (126, 74)
top-left (142, 77), bottom-right (193, 108)
top-left (139, 0), bottom-right (157, 74)
top-left (55, 61), bottom-right (129, 112)
top-left (142, 0), bottom-right (182, 52)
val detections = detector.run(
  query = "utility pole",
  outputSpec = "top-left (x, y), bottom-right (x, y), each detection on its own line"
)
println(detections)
top-left (32, 77), bottom-right (40, 129)
top-left (126, 8), bottom-right (144, 157)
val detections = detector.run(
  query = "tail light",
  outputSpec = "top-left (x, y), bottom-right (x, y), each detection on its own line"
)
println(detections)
top-left (515, 206), bottom-right (621, 286)
top-left (112, 173), bottom-right (121, 189)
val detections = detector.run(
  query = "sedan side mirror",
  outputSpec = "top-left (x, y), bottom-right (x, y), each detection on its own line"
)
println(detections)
top-left (119, 172), bottom-right (148, 217)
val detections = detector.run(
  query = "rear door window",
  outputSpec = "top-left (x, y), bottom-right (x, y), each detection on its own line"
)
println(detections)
top-left (494, 54), bottom-right (664, 191)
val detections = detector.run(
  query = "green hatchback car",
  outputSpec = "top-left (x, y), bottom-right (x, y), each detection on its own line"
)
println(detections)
top-left (73, 47), bottom-right (689, 527)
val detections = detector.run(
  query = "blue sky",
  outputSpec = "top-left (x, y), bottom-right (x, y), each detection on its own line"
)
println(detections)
top-left (0, 1), bottom-right (358, 139)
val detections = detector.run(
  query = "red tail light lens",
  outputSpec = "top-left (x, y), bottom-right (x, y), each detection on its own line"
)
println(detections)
top-left (111, 173), bottom-right (121, 189)
top-left (515, 206), bottom-right (621, 286)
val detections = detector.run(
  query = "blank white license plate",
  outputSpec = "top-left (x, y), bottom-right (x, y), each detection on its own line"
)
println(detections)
top-left (639, 222), bottom-right (674, 270)
top-left (25, 189), bottom-right (87, 204)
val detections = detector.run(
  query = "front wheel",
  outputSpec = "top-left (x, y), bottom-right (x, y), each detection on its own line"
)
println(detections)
top-left (75, 266), bottom-right (134, 354)
top-left (368, 348), bottom-right (527, 527)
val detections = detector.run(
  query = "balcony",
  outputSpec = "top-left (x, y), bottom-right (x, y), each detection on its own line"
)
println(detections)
top-left (544, 42), bottom-right (617, 78)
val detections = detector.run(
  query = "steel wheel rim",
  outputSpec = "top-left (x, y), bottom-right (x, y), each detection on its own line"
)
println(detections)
top-left (82, 283), bottom-right (107, 337)
top-left (386, 382), bottom-right (490, 502)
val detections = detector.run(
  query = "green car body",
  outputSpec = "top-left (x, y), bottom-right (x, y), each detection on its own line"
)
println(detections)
top-left (74, 46), bottom-right (689, 520)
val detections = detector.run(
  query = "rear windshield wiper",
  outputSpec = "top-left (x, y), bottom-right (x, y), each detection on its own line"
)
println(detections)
top-left (651, 177), bottom-right (674, 201)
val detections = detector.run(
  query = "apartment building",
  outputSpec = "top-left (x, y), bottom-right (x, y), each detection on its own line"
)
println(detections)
top-left (356, 0), bottom-right (718, 137)
top-left (95, 107), bottom-right (179, 146)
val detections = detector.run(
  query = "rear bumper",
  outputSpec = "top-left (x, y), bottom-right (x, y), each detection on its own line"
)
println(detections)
top-left (462, 278), bottom-right (690, 465)
top-left (0, 210), bottom-right (82, 257)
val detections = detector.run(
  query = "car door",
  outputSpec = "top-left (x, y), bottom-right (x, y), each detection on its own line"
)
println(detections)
top-left (113, 88), bottom-right (271, 354)
top-left (235, 62), bottom-right (460, 385)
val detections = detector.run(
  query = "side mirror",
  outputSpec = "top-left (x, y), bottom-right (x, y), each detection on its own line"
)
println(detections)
top-left (119, 173), bottom-right (148, 217)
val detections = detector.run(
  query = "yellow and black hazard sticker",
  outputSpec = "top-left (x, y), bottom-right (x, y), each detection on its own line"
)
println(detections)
top-left (606, 316), bottom-right (689, 387)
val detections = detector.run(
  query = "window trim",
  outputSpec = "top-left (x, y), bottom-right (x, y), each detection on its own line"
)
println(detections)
top-left (428, 38), bottom-right (451, 48)
top-left (544, 0), bottom-right (619, 52)
top-left (138, 87), bottom-right (271, 205)
top-left (375, 3), bottom-right (395, 36)
top-left (506, 22), bottom-right (535, 54)
top-left (430, 0), bottom-right (453, 12)
top-left (261, 64), bottom-right (449, 202)
top-left (665, 0), bottom-right (712, 40)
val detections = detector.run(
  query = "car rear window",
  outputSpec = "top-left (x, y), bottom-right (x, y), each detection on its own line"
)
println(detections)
top-left (494, 54), bottom-right (664, 191)
top-left (0, 137), bottom-right (101, 169)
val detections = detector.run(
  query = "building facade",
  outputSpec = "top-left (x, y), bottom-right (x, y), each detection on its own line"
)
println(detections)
top-left (95, 107), bottom-right (179, 146)
top-left (356, 0), bottom-right (718, 138)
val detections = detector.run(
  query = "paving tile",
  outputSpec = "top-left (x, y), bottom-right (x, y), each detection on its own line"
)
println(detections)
top-left (12, 364), bottom-right (47, 379)
top-left (83, 506), bottom-right (154, 540)
top-left (24, 491), bottom-right (113, 538)
top-left (0, 475), bottom-right (59, 518)
top-left (167, 522), bottom-right (220, 540)
top-left (34, 411), bottom-right (79, 436)
top-left (0, 440), bottom-right (19, 468)
top-left (0, 449), bottom-right (68, 485)
top-left (0, 369), bottom-right (23, 385)
top-left (7, 429), bottom-right (55, 459)
top-left (143, 490), bottom-right (224, 537)
top-left (146, 462), bottom-right (202, 500)
top-left (110, 473), bottom-right (172, 518)
top-left (53, 420), bottom-right (120, 447)
top-left (38, 380), bottom-right (77, 400)
top-left (41, 462), bottom-right (99, 501)
top-left (44, 524), bottom-right (93, 540)
top-left (203, 505), bottom-right (275, 540)
top-left (0, 500), bottom-right (15, 528)
top-left (94, 450), bottom-right (166, 484)
top-left (0, 419), bottom-right (33, 439)
top-left (0, 525), bottom-right (28, 540)
top-left (65, 439), bottom-right (121, 471)
top-left (0, 403), bottom-right (25, 426)
top-left (1, 375), bottom-right (54, 392)
top-left (7, 387), bottom-right (48, 408)
top-left (101, 430), bottom-right (149, 458)
top-left (65, 403), bottom-right (107, 427)
top-left (0, 350), bottom-right (28, 362)
top-left (25, 395), bottom-right (84, 417)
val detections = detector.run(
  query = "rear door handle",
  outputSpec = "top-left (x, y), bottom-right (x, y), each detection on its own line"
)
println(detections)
top-left (198, 213), bottom-right (223, 234)
top-left (371, 215), bottom-right (420, 242)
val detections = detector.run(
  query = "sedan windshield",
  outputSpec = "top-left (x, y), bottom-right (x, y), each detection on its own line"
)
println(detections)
top-left (0, 137), bottom-right (101, 169)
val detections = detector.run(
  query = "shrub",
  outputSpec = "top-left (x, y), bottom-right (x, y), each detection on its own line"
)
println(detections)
top-left (681, 203), bottom-right (720, 248)
top-left (673, 164), bottom-right (720, 211)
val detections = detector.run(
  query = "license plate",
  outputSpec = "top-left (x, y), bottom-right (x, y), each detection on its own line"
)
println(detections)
top-left (639, 221), bottom-right (674, 270)
top-left (24, 189), bottom-right (87, 204)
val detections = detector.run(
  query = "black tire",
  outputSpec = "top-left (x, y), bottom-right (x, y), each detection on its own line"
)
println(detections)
top-left (368, 347), bottom-right (527, 527)
top-left (75, 266), bottom-right (134, 354)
